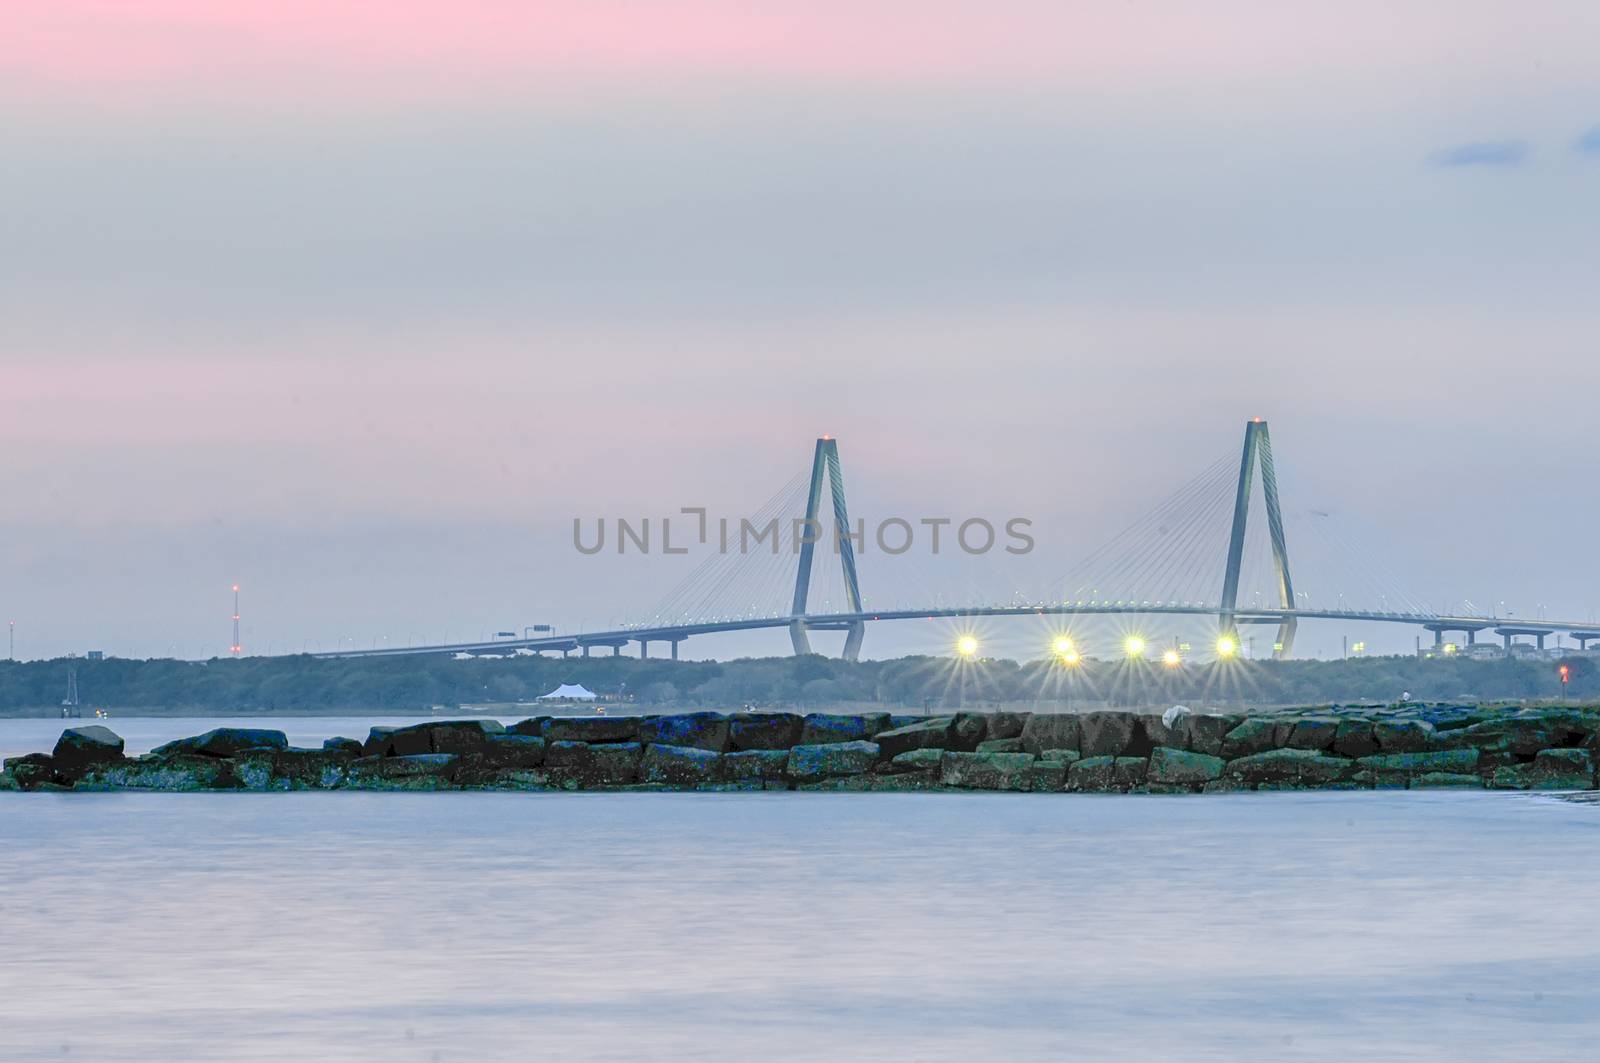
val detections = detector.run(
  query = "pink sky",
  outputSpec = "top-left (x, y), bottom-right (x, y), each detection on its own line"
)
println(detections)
top-left (2, 1), bottom-right (1566, 103)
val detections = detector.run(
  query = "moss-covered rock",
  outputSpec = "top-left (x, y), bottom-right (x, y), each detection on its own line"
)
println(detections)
top-left (346, 753), bottom-right (458, 790)
top-left (1080, 712), bottom-right (1138, 757)
top-left (1490, 748), bottom-right (1595, 790)
top-left (153, 727), bottom-right (287, 759)
top-left (1332, 718), bottom-right (1379, 757)
top-left (787, 741), bottom-right (879, 781)
top-left (1020, 713), bottom-right (1080, 756)
top-left (83, 753), bottom-right (241, 791)
top-left (1181, 714), bottom-right (1239, 756)
top-left (975, 738), bottom-right (1024, 754)
top-left (1356, 749), bottom-right (1478, 775)
top-left (873, 717), bottom-right (955, 760)
top-left (639, 743), bottom-right (722, 786)
top-left (544, 741), bottom-right (643, 788)
top-left (721, 748), bottom-right (790, 784)
top-left (986, 712), bottom-right (1031, 740)
top-left (1066, 755), bottom-right (1147, 793)
top-left (1411, 772), bottom-right (1482, 789)
top-left (1148, 747), bottom-right (1225, 786)
top-left (1373, 719), bottom-right (1437, 753)
top-left (799, 713), bottom-right (890, 745)
top-left (1029, 760), bottom-right (1068, 792)
top-left (639, 712), bottom-right (729, 752)
top-left (1226, 748), bottom-right (1353, 787)
top-left (728, 712), bottom-right (803, 751)
top-left (884, 747), bottom-right (944, 773)
top-left (543, 717), bottom-right (640, 744)
top-left (939, 751), bottom-right (1035, 791)
top-left (1221, 718), bottom-right (1278, 758)
top-left (1286, 717), bottom-right (1339, 751)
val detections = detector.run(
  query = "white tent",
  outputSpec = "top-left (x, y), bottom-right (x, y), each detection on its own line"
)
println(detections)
top-left (539, 683), bottom-right (598, 701)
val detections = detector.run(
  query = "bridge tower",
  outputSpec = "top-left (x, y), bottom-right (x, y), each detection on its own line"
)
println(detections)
top-left (1219, 418), bottom-right (1297, 658)
top-left (790, 436), bottom-right (866, 661)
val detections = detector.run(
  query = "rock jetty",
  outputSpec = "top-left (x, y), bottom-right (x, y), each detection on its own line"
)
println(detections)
top-left (3, 707), bottom-right (1598, 794)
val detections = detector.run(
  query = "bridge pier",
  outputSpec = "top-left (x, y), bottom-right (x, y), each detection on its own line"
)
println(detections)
top-left (639, 640), bottom-right (648, 659)
top-left (670, 639), bottom-right (681, 661)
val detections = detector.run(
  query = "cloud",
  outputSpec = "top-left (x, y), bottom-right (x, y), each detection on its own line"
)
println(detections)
top-left (1429, 140), bottom-right (1529, 168)
top-left (1576, 127), bottom-right (1600, 154)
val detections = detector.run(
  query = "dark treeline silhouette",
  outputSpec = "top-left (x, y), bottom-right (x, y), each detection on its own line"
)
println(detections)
top-left (0, 652), bottom-right (1594, 715)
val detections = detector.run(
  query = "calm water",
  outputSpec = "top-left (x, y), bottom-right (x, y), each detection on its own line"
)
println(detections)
top-left (2, 788), bottom-right (1598, 1061)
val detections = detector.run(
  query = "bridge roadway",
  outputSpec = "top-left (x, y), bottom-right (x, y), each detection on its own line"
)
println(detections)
top-left (311, 605), bottom-right (1600, 660)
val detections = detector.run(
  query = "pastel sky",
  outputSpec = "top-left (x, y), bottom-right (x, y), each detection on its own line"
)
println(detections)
top-left (3, 2), bottom-right (1599, 661)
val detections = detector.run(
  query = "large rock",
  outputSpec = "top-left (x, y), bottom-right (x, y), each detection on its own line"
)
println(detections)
top-left (1030, 760), bottom-right (1068, 792)
top-left (1066, 756), bottom-right (1146, 793)
top-left (267, 749), bottom-right (347, 789)
top-left (1490, 748), bottom-right (1594, 790)
top-left (1357, 749), bottom-right (1479, 775)
top-left (323, 737), bottom-right (364, 758)
top-left (422, 719), bottom-right (507, 755)
top-left (4, 753), bottom-right (59, 790)
top-left (786, 741), bottom-right (879, 781)
top-left (52, 726), bottom-right (125, 771)
top-left (1080, 712), bottom-right (1138, 757)
top-left (639, 712), bottom-right (730, 752)
top-left (1286, 718), bottom-right (1339, 751)
top-left (1411, 772), bottom-right (1482, 789)
top-left (153, 727), bottom-right (288, 759)
top-left (508, 716), bottom-right (549, 737)
top-left (1181, 714), bottom-right (1238, 756)
top-left (362, 726), bottom-right (397, 757)
top-left (639, 744), bottom-right (722, 786)
top-left (479, 734), bottom-right (547, 769)
top-left (1373, 719), bottom-right (1436, 753)
top-left (85, 753), bottom-right (240, 791)
top-left (1020, 713), bottom-right (1080, 756)
top-left (1226, 748), bottom-right (1353, 787)
top-left (1148, 747), bottom-right (1225, 786)
top-left (729, 712), bottom-right (803, 750)
top-left (1332, 718), bottom-right (1379, 757)
top-left (873, 717), bottom-right (955, 760)
top-left (544, 741), bottom-right (643, 788)
top-left (1445, 716), bottom-right (1568, 757)
top-left (887, 748), bottom-right (945, 773)
top-left (939, 751), bottom-right (1035, 791)
top-left (721, 749), bottom-right (790, 784)
top-left (799, 713), bottom-right (890, 745)
top-left (797, 772), bottom-right (937, 792)
top-left (346, 753), bottom-right (458, 790)
top-left (976, 738), bottom-right (1024, 754)
top-left (544, 717), bottom-right (641, 744)
top-left (1221, 718), bottom-right (1278, 758)
top-left (986, 712), bottom-right (1031, 740)
top-left (948, 713), bottom-right (989, 751)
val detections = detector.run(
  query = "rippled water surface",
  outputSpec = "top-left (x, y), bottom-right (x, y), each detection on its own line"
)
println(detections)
top-left (3, 786), bottom-right (1599, 1061)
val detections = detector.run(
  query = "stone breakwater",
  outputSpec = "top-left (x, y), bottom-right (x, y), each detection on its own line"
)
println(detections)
top-left (3, 705), bottom-right (1599, 794)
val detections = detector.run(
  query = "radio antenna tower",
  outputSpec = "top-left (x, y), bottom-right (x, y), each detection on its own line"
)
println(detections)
top-left (231, 584), bottom-right (242, 655)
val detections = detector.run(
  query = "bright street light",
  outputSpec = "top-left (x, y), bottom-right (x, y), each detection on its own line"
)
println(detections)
top-left (1162, 648), bottom-right (1182, 668)
top-left (956, 635), bottom-right (979, 658)
top-left (1124, 635), bottom-right (1146, 658)
top-left (1216, 635), bottom-right (1237, 658)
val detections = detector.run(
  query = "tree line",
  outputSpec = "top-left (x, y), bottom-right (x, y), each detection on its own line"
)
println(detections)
top-left (0, 650), bottom-right (1593, 715)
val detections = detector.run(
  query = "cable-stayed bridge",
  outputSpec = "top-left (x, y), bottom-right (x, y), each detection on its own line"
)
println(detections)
top-left (316, 421), bottom-right (1600, 661)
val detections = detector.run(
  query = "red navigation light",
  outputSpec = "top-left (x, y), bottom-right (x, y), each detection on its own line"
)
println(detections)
top-left (1559, 664), bottom-right (1571, 683)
